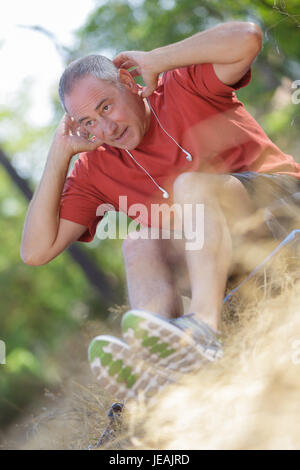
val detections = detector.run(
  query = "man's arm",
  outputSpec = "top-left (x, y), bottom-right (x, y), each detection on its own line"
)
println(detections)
top-left (20, 115), bottom-right (103, 266)
top-left (113, 21), bottom-right (262, 97)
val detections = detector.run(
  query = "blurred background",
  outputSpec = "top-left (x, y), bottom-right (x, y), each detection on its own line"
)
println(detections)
top-left (0, 0), bottom-right (299, 447)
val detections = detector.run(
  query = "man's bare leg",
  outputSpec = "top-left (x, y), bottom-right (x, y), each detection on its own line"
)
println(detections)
top-left (122, 229), bottom-right (184, 319)
top-left (172, 173), bottom-right (257, 331)
top-left (122, 173), bottom-right (258, 329)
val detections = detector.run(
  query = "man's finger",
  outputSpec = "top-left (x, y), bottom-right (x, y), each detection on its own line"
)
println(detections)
top-left (129, 68), bottom-right (141, 78)
top-left (141, 77), bottom-right (159, 98)
top-left (141, 86), bottom-right (155, 98)
top-left (112, 54), bottom-right (123, 67)
top-left (121, 59), bottom-right (137, 70)
top-left (113, 53), bottom-right (132, 68)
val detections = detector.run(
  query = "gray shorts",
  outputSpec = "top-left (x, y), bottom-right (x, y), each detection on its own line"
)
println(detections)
top-left (230, 171), bottom-right (300, 240)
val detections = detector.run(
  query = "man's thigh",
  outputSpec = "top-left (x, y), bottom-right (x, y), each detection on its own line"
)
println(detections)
top-left (229, 172), bottom-right (300, 240)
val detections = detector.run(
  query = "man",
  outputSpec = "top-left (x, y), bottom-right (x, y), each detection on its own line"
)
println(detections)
top-left (21, 21), bottom-right (300, 400)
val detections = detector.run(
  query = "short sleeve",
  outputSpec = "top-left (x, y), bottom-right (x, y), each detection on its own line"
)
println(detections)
top-left (59, 157), bottom-right (104, 243)
top-left (199, 63), bottom-right (251, 96)
top-left (164, 62), bottom-right (251, 99)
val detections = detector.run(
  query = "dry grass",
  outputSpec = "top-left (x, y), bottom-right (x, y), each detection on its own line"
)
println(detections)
top-left (2, 314), bottom-right (130, 450)
top-left (126, 240), bottom-right (300, 450)
top-left (3, 237), bottom-right (300, 450)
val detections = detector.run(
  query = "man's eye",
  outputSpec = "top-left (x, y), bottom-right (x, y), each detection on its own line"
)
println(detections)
top-left (86, 121), bottom-right (93, 126)
top-left (103, 104), bottom-right (110, 112)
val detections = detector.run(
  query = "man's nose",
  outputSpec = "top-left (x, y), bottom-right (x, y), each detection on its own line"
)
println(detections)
top-left (95, 118), bottom-right (118, 139)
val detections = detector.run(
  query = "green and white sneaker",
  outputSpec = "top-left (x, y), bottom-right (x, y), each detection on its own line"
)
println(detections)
top-left (88, 335), bottom-right (173, 401)
top-left (121, 310), bottom-right (222, 375)
top-left (173, 313), bottom-right (223, 361)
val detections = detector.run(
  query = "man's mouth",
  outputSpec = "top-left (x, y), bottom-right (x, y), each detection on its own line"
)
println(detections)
top-left (115, 127), bottom-right (129, 142)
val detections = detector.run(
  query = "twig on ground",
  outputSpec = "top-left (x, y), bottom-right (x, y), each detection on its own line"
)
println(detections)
top-left (87, 402), bottom-right (124, 450)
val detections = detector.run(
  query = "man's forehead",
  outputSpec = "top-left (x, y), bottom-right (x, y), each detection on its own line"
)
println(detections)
top-left (65, 76), bottom-right (117, 120)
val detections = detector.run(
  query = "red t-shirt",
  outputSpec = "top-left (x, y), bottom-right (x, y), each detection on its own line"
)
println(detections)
top-left (59, 62), bottom-right (300, 242)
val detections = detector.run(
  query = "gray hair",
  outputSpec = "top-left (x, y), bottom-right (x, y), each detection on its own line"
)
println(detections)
top-left (58, 54), bottom-right (120, 110)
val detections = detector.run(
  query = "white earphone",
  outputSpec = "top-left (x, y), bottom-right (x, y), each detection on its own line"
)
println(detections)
top-left (125, 96), bottom-right (193, 199)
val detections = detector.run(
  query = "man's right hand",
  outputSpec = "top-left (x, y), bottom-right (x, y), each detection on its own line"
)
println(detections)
top-left (21, 113), bottom-right (102, 266)
top-left (52, 114), bottom-right (103, 157)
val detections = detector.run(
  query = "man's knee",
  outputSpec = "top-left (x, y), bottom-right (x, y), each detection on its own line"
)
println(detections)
top-left (173, 172), bottom-right (251, 206)
top-left (173, 172), bottom-right (202, 200)
top-left (173, 172), bottom-right (226, 203)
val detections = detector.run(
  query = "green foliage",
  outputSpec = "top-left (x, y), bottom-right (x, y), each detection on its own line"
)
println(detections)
top-left (0, 167), bottom-right (82, 422)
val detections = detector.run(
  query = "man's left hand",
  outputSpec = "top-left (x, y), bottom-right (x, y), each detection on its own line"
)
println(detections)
top-left (113, 50), bottom-right (159, 98)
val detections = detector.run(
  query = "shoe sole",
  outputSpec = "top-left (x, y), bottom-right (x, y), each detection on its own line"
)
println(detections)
top-left (121, 309), bottom-right (208, 375)
top-left (88, 334), bottom-right (173, 401)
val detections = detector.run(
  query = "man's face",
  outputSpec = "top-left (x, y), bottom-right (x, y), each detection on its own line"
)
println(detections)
top-left (64, 72), bottom-right (150, 150)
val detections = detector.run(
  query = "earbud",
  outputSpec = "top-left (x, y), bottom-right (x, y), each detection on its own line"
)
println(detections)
top-left (158, 186), bottom-right (169, 199)
top-left (184, 150), bottom-right (193, 161)
top-left (125, 99), bottom-right (193, 201)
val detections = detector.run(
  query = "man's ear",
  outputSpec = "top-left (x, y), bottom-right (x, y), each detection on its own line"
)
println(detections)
top-left (118, 68), bottom-right (139, 94)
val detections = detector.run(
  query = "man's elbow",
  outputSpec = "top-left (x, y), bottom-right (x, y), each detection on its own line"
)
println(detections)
top-left (244, 22), bottom-right (263, 55)
top-left (20, 249), bottom-right (50, 267)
